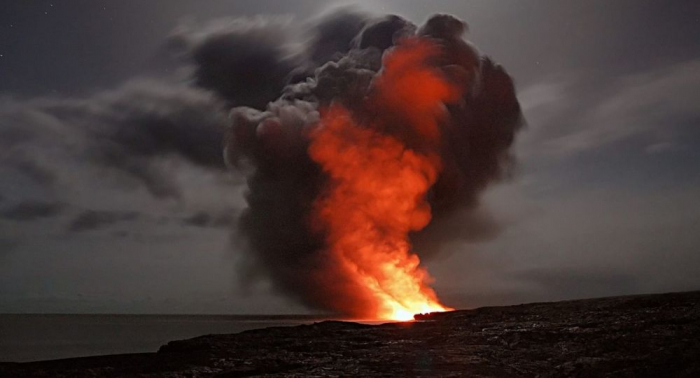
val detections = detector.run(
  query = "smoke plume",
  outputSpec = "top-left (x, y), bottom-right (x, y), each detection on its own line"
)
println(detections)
top-left (225, 11), bottom-right (523, 318)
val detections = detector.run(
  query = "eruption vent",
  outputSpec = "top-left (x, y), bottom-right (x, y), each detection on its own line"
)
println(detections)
top-left (226, 12), bottom-right (523, 321)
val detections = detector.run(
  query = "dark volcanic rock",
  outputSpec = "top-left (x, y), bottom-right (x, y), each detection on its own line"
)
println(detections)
top-left (2, 291), bottom-right (700, 377)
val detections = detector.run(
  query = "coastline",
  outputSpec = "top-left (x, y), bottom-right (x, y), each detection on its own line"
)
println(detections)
top-left (2, 291), bottom-right (699, 377)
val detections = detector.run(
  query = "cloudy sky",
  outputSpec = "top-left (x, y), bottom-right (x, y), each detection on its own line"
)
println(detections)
top-left (1, 0), bottom-right (699, 314)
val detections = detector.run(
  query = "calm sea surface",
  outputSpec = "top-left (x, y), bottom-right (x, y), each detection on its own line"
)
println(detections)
top-left (0, 314), bottom-right (329, 362)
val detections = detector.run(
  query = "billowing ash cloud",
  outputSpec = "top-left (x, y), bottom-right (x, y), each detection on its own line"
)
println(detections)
top-left (169, 17), bottom-right (299, 109)
top-left (224, 12), bottom-right (524, 315)
top-left (306, 8), bottom-right (368, 65)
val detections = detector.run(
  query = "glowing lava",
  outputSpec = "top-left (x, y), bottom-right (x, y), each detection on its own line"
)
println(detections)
top-left (308, 38), bottom-right (458, 321)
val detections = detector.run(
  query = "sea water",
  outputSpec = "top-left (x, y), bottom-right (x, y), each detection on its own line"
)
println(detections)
top-left (0, 314), bottom-right (327, 362)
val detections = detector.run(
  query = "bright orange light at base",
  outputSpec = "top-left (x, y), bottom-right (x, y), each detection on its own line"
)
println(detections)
top-left (381, 301), bottom-right (453, 322)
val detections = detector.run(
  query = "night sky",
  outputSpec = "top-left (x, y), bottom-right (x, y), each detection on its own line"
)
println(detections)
top-left (1, 0), bottom-right (700, 314)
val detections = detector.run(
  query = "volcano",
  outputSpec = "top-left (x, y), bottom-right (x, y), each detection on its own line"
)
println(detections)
top-left (4, 291), bottom-right (699, 377)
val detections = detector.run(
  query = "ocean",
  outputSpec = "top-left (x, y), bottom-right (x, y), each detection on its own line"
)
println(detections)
top-left (0, 314), bottom-right (328, 362)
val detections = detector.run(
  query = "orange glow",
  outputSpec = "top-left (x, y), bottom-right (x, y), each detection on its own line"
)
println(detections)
top-left (308, 38), bottom-right (457, 321)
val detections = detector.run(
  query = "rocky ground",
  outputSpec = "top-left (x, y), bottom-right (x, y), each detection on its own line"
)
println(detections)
top-left (2, 291), bottom-right (699, 377)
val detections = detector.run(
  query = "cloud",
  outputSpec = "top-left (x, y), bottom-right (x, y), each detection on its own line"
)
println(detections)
top-left (304, 7), bottom-right (369, 65)
top-left (68, 210), bottom-right (140, 233)
top-left (0, 79), bottom-right (229, 199)
top-left (513, 267), bottom-right (640, 299)
top-left (644, 141), bottom-right (678, 155)
top-left (169, 16), bottom-right (300, 108)
top-left (0, 238), bottom-right (17, 256)
top-left (523, 59), bottom-right (700, 156)
top-left (4, 156), bottom-right (57, 187)
top-left (1, 200), bottom-right (64, 221)
top-left (182, 210), bottom-right (236, 229)
top-left (429, 181), bottom-right (700, 308)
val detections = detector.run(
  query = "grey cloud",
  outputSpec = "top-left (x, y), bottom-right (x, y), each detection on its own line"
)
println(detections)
top-left (0, 238), bottom-right (18, 256)
top-left (169, 17), bottom-right (299, 108)
top-left (525, 59), bottom-right (700, 156)
top-left (0, 79), bottom-right (229, 199)
top-left (424, 180), bottom-right (700, 310)
top-left (68, 210), bottom-right (140, 233)
top-left (644, 141), bottom-right (677, 155)
top-left (354, 14), bottom-right (415, 51)
top-left (513, 267), bottom-right (641, 300)
top-left (183, 210), bottom-right (236, 229)
top-left (306, 7), bottom-right (369, 65)
top-left (1, 200), bottom-right (64, 221)
top-left (10, 158), bottom-right (57, 186)
top-left (437, 267), bottom-right (641, 309)
top-left (183, 212), bottom-right (211, 227)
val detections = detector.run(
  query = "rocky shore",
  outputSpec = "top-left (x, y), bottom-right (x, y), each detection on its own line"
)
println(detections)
top-left (2, 291), bottom-right (699, 377)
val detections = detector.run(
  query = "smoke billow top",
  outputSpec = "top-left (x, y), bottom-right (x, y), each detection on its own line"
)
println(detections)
top-left (224, 10), bottom-right (523, 319)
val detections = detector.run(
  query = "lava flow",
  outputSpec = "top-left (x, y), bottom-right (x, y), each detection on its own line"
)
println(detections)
top-left (309, 39), bottom-right (458, 321)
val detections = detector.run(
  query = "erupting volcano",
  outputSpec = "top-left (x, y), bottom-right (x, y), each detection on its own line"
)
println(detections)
top-left (309, 39), bottom-right (458, 320)
top-left (227, 12), bottom-right (523, 321)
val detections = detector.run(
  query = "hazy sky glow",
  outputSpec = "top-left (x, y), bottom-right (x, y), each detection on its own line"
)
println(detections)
top-left (1, 0), bottom-right (699, 314)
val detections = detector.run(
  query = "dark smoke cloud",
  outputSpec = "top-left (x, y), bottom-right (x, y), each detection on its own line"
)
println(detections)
top-left (68, 210), bottom-right (140, 233)
top-left (169, 17), bottom-right (299, 108)
top-left (1, 200), bottom-right (64, 221)
top-left (355, 14), bottom-right (415, 51)
top-left (306, 8), bottom-right (368, 66)
top-left (224, 13), bottom-right (524, 314)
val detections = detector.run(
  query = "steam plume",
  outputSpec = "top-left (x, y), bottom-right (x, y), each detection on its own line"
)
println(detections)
top-left (225, 11), bottom-right (523, 318)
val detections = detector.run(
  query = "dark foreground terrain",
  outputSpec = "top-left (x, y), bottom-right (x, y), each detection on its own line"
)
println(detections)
top-left (2, 291), bottom-right (699, 377)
